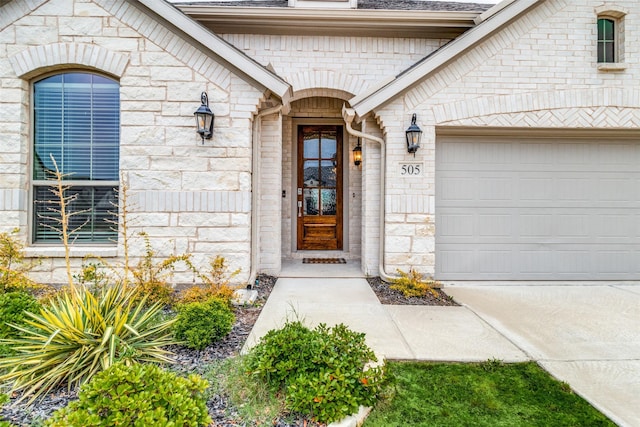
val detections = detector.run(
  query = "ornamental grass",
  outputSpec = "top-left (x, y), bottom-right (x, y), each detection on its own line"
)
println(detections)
top-left (0, 282), bottom-right (177, 404)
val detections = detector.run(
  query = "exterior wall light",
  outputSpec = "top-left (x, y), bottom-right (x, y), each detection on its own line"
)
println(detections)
top-left (194, 91), bottom-right (214, 143)
top-left (405, 113), bottom-right (422, 156)
top-left (353, 138), bottom-right (362, 166)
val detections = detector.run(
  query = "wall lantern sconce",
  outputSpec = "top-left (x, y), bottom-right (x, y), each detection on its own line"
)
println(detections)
top-left (353, 138), bottom-right (362, 166)
top-left (194, 91), bottom-right (214, 143)
top-left (405, 113), bottom-right (422, 156)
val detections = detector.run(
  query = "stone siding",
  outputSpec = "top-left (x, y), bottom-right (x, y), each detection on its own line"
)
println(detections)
top-left (0, 0), bottom-right (263, 284)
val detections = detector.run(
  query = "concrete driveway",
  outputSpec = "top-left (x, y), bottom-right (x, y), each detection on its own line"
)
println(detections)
top-left (445, 284), bottom-right (640, 427)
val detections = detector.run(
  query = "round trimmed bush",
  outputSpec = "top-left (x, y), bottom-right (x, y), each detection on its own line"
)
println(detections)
top-left (45, 363), bottom-right (211, 427)
top-left (244, 321), bottom-right (386, 424)
top-left (174, 297), bottom-right (235, 350)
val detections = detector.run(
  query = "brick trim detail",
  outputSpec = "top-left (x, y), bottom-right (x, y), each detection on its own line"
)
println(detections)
top-left (0, 0), bottom-right (47, 32)
top-left (9, 43), bottom-right (130, 79)
top-left (435, 88), bottom-right (640, 128)
top-left (93, 0), bottom-right (232, 89)
top-left (288, 70), bottom-right (364, 100)
top-left (130, 191), bottom-right (251, 213)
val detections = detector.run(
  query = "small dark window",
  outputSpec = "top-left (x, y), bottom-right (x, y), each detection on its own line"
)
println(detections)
top-left (597, 18), bottom-right (615, 63)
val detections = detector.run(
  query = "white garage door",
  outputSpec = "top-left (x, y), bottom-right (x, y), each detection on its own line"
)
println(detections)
top-left (435, 134), bottom-right (640, 280)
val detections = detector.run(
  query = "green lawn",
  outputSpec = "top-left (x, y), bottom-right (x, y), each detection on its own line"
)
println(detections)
top-left (364, 360), bottom-right (615, 427)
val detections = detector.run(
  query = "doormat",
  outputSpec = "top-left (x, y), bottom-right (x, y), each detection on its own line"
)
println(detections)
top-left (302, 258), bottom-right (347, 264)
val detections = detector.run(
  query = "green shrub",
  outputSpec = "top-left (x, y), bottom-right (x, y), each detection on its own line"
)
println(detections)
top-left (390, 268), bottom-right (440, 298)
top-left (0, 291), bottom-right (41, 356)
top-left (45, 363), bottom-right (211, 427)
top-left (245, 321), bottom-right (385, 424)
top-left (0, 283), bottom-right (177, 403)
top-left (174, 298), bottom-right (235, 350)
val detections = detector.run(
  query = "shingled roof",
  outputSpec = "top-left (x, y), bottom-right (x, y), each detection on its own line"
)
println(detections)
top-left (171, 0), bottom-right (493, 12)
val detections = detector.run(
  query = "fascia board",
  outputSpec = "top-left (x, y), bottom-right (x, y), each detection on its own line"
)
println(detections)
top-left (137, 0), bottom-right (291, 100)
top-left (350, 0), bottom-right (544, 118)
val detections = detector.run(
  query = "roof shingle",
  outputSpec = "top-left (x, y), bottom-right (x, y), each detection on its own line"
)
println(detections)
top-left (171, 0), bottom-right (493, 12)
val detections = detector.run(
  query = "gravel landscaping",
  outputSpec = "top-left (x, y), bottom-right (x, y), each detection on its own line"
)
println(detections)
top-left (1, 274), bottom-right (456, 426)
top-left (367, 276), bottom-right (458, 306)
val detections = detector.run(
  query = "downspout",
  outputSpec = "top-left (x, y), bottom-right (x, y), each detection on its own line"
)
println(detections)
top-left (342, 105), bottom-right (395, 282)
top-left (248, 104), bottom-right (283, 287)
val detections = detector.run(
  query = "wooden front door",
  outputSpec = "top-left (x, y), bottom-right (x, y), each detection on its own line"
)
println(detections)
top-left (297, 125), bottom-right (343, 250)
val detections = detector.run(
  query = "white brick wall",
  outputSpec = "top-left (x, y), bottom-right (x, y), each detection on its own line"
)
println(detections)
top-left (258, 112), bottom-right (282, 273)
top-left (221, 33), bottom-right (448, 99)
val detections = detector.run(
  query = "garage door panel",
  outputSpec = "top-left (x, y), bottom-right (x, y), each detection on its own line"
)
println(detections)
top-left (439, 176), bottom-right (476, 202)
top-left (438, 214), bottom-right (475, 238)
top-left (478, 214), bottom-right (512, 237)
top-left (596, 143), bottom-right (640, 167)
top-left (436, 135), bottom-right (640, 280)
top-left (596, 215), bottom-right (636, 240)
top-left (519, 178), bottom-right (555, 200)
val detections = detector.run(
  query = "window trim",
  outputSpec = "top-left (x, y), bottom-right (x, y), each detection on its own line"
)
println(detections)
top-left (595, 6), bottom-right (627, 70)
top-left (29, 70), bottom-right (120, 246)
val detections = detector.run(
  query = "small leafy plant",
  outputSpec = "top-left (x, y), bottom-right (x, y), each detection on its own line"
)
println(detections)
top-left (0, 229), bottom-right (45, 294)
top-left (244, 320), bottom-right (385, 424)
top-left (178, 255), bottom-right (239, 304)
top-left (390, 268), bottom-right (440, 298)
top-left (173, 297), bottom-right (235, 350)
top-left (0, 282), bottom-right (177, 403)
top-left (130, 232), bottom-right (193, 306)
top-left (45, 363), bottom-right (211, 427)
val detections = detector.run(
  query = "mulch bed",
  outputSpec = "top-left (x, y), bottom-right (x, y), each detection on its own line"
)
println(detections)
top-left (1, 274), bottom-right (456, 426)
top-left (366, 276), bottom-right (459, 306)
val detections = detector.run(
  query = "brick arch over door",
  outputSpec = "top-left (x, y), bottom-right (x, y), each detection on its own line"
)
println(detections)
top-left (288, 70), bottom-right (363, 102)
top-left (9, 43), bottom-right (129, 79)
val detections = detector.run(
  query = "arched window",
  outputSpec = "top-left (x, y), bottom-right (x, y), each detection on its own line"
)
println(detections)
top-left (32, 72), bottom-right (120, 243)
top-left (597, 18), bottom-right (616, 63)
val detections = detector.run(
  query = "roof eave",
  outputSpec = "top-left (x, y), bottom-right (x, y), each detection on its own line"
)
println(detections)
top-left (350, 0), bottom-right (545, 118)
top-left (175, 6), bottom-right (481, 38)
top-left (137, 0), bottom-right (292, 100)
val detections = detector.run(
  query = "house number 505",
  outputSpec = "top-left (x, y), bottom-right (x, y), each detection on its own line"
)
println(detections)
top-left (400, 163), bottom-right (422, 176)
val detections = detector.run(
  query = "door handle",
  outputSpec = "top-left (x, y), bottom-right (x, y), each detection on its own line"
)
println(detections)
top-left (297, 201), bottom-right (302, 217)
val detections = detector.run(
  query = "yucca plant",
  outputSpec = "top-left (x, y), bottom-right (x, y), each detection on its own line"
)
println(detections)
top-left (0, 282), bottom-right (177, 404)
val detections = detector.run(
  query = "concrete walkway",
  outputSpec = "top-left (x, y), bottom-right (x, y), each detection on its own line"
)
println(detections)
top-left (245, 262), bottom-right (640, 427)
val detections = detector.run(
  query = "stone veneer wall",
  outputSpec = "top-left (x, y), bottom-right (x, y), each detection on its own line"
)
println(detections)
top-left (0, 0), bottom-right (263, 284)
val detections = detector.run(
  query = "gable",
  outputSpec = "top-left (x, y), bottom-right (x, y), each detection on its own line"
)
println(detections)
top-left (349, 0), bottom-right (544, 118)
top-left (0, 0), bottom-right (291, 101)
